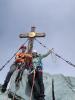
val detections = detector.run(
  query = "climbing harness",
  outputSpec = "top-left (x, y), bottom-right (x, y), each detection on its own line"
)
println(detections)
top-left (35, 38), bottom-right (75, 68)
top-left (0, 39), bottom-right (28, 71)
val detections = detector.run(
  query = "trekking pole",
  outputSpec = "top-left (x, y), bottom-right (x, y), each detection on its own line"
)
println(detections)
top-left (0, 39), bottom-right (28, 71)
top-left (30, 69), bottom-right (36, 100)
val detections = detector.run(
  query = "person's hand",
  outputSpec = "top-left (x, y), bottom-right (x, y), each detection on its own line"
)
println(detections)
top-left (19, 45), bottom-right (26, 50)
top-left (49, 48), bottom-right (54, 53)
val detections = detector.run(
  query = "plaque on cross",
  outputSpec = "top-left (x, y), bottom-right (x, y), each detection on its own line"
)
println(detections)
top-left (19, 27), bottom-right (46, 52)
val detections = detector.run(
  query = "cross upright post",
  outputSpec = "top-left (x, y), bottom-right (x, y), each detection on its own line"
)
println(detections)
top-left (19, 26), bottom-right (46, 53)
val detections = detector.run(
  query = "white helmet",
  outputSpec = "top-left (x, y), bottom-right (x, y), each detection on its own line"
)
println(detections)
top-left (32, 50), bottom-right (37, 53)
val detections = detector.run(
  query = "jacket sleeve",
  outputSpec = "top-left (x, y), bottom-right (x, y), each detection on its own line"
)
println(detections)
top-left (15, 53), bottom-right (22, 62)
top-left (15, 53), bottom-right (19, 59)
top-left (40, 49), bottom-right (52, 59)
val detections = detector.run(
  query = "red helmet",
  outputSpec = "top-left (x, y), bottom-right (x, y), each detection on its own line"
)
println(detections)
top-left (19, 45), bottom-right (26, 50)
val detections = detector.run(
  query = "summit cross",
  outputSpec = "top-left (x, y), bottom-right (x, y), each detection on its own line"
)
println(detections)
top-left (19, 26), bottom-right (46, 52)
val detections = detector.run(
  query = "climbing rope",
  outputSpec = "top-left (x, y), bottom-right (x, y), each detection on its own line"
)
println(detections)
top-left (15, 63), bottom-right (26, 88)
top-left (62, 75), bottom-right (75, 93)
top-left (9, 66), bottom-right (37, 100)
top-left (0, 39), bottom-right (28, 71)
top-left (67, 77), bottom-right (75, 88)
top-left (35, 38), bottom-right (75, 68)
top-left (7, 89), bottom-right (25, 100)
top-left (8, 66), bottom-right (25, 100)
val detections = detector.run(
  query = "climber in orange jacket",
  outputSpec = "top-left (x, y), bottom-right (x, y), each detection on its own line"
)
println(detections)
top-left (1, 45), bottom-right (32, 93)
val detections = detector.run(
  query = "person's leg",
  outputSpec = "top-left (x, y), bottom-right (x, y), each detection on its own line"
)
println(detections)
top-left (28, 72), bottom-right (40, 100)
top-left (37, 70), bottom-right (45, 100)
top-left (15, 64), bottom-right (26, 83)
top-left (1, 63), bottom-right (16, 92)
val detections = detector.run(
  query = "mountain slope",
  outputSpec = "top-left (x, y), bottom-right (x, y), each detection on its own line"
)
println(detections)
top-left (0, 70), bottom-right (75, 100)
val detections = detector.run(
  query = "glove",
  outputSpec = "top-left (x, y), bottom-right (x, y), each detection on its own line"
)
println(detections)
top-left (49, 48), bottom-right (54, 53)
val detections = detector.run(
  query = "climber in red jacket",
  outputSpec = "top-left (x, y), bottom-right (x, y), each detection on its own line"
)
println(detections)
top-left (1, 45), bottom-right (32, 93)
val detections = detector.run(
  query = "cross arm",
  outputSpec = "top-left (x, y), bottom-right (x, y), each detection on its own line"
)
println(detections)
top-left (35, 32), bottom-right (46, 37)
top-left (19, 32), bottom-right (46, 38)
top-left (19, 33), bottom-right (30, 38)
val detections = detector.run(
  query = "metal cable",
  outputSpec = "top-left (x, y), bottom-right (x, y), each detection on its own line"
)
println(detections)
top-left (35, 38), bottom-right (75, 68)
top-left (62, 75), bottom-right (75, 93)
top-left (0, 39), bottom-right (28, 71)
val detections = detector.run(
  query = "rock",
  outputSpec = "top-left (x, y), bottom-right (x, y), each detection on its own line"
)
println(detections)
top-left (0, 70), bottom-right (75, 100)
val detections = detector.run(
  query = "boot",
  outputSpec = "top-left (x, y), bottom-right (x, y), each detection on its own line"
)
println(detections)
top-left (39, 97), bottom-right (45, 100)
top-left (38, 94), bottom-right (45, 100)
top-left (1, 72), bottom-right (12, 93)
top-left (1, 82), bottom-right (8, 93)
top-left (38, 96), bottom-right (45, 100)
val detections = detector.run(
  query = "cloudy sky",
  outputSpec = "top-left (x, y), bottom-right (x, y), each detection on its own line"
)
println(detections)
top-left (0, 0), bottom-right (75, 83)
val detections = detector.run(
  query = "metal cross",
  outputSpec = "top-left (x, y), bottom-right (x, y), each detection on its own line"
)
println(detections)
top-left (19, 26), bottom-right (46, 53)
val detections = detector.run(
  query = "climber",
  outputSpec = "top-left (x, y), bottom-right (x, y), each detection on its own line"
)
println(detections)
top-left (1, 45), bottom-right (32, 93)
top-left (28, 49), bottom-right (52, 100)
top-left (15, 47), bottom-right (32, 85)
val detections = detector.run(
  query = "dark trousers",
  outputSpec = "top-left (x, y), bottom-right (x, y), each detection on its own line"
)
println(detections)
top-left (3, 63), bottom-right (25, 87)
top-left (28, 68), bottom-right (45, 99)
top-left (15, 65), bottom-right (26, 82)
top-left (3, 63), bottom-right (16, 87)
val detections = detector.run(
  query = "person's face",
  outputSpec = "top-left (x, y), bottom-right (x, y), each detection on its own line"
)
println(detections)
top-left (22, 48), bottom-right (26, 52)
top-left (32, 52), bottom-right (37, 58)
